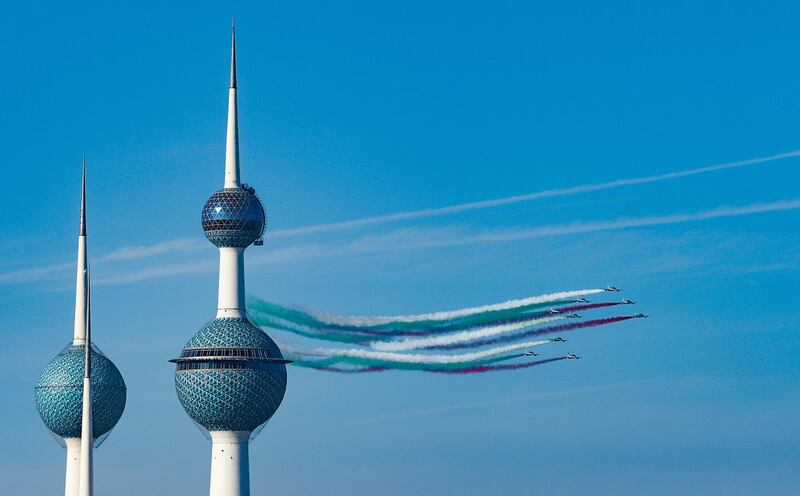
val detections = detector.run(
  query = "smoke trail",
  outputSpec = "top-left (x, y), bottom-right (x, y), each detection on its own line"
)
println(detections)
top-left (301, 357), bottom-right (568, 374)
top-left (432, 316), bottom-right (635, 351)
top-left (553, 302), bottom-right (623, 313)
top-left (254, 315), bottom-right (380, 343)
top-left (251, 298), bottom-right (573, 337)
top-left (429, 356), bottom-right (569, 374)
top-left (248, 289), bottom-right (603, 331)
top-left (253, 313), bottom-right (432, 344)
top-left (291, 352), bottom-right (525, 371)
top-left (283, 339), bottom-right (553, 369)
top-left (301, 365), bottom-right (388, 374)
top-left (370, 316), bottom-right (563, 352)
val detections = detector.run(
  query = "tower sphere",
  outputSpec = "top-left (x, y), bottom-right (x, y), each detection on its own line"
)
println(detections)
top-left (201, 187), bottom-right (266, 248)
top-left (173, 318), bottom-right (288, 432)
top-left (35, 345), bottom-right (127, 439)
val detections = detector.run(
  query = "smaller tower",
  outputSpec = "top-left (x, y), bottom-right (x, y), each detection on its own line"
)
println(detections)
top-left (35, 159), bottom-right (126, 496)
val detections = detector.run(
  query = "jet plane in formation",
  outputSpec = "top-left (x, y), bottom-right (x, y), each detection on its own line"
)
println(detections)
top-left (605, 286), bottom-right (621, 292)
top-left (622, 299), bottom-right (636, 305)
top-left (566, 313), bottom-right (582, 319)
top-left (550, 337), bottom-right (567, 342)
top-left (523, 351), bottom-right (539, 357)
top-left (634, 313), bottom-right (648, 319)
top-left (565, 353), bottom-right (581, 360)
top-left (575, 297), bottom-right (589, 303)
top-left (547, 308), bottom-right (561, 314)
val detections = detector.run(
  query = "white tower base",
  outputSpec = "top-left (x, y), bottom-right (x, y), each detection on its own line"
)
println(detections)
top-left (64, 438), bottom-right (81, 496)
top-left (209, 431), bottom-right (251, 496)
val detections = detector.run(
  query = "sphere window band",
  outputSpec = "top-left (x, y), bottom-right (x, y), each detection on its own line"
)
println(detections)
top-left (175, 361), bottom-right (288, 372)
top-left (171, 346), bottom-right (292, 363)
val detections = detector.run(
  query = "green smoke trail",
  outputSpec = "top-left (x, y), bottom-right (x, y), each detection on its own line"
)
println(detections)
top-left (288, 352), bottom-right (524, 371)
top-left (248, 297), bottom-right (574, 335)
top-left (252, 313), bottom-right (377, 344)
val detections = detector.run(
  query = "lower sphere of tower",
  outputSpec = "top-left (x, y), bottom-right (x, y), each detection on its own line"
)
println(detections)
top-left (174, 318), bottom-right (287, 432)
top-left (35, 344), bottom-right (127, 439)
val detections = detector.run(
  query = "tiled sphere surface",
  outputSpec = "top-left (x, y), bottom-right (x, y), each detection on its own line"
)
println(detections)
top-left (35, 345), bottom-right (127, 439)
top-left (201, 188), bottom-right (265, 248)
top-left (175, 318), bottom-right (287, 432)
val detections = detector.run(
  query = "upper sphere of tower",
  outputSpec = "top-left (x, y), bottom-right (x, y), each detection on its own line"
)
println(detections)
top-left (201, 187), bottom-right (266, 248)
top-left (35, 344), bottom-right (127, 439)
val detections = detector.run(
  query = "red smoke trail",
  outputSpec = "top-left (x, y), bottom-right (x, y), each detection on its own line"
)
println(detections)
top-left (427, 302), bottom-right (625, 332)
top-left (433, 316), bottom-right (635, 351)
top-left (429, 357), bottom-right (568, 374)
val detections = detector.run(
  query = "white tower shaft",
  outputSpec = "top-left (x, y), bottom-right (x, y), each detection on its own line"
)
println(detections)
top-left (209, 431), bottom-right (251, 496)
top-left (73, 160), bottom-right (88, 345)
top-left (217, 23), bottom-right (245, 319)
top-left (64, 438), bottom-right (82, 496)
top-left (78, 160), bottom-right (94, 496)
top-left (78, 376), bottom-right (93, 496)
top-left (210, 24), bottom-right (253, 496)
top-left (217, 247), bottom-right (245, 317)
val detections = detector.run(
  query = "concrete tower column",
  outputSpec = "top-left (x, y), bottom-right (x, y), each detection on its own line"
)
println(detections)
top-left (64, 438), bottom-right (81, 496)
top-left (217, 247), bottom-right (245, 317)
top-left (78, 266), bottom-right (94, 496)
top-left (73, 159), bottom-right (87, 346)
top-left (210, 431), bottom-right (251, 496)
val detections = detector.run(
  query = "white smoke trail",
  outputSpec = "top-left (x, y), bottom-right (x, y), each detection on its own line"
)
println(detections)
top-left (285, 339), bottom-right (553, 365)
top-left (271, 150), bottom-right (800, 238)
top-left (304, 289), bottom-right (604, 326)
top-left (370, 316), bottom-right (563, 352)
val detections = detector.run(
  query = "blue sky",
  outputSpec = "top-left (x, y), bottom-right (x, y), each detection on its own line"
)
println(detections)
top-left (2, 1), bottom-right (799, 494)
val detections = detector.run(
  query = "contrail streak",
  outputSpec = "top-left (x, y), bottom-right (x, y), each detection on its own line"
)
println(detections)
top-left (308, 356), bottom-right (568, 374)
top-left (292, 352), bottom-right (522, 371)
top-left (284, 339), bottom-right (553, 367)
top-left (370, 317), bottom-right (562, 352)
top-left (249, 296), bottom-right (578, 335)
top-left (270, 150), bottom-right (800, 237)
top-left (255, 289), bottom-right (604, 327)
top-left (432, 316), bottom-right (635, 351)
top-left (429, 356), bottom-right (568, 374)
top-left (555, 302), bottom-right (623, 313)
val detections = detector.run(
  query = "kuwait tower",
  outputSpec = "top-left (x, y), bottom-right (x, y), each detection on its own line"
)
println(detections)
top-left (171, 25), bottom-right (289, 496)
top-left (34, 160), bottom-right (127, 496)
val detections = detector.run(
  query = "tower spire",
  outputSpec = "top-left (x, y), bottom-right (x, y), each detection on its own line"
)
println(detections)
top-left (73, 158), bottom-right (89, 345)
top-left (224, 21), bottom-right (240, 188)
top-left (230, 19), bottom-right (237, 89)
top-left (80, 156), bottom-right (86, 236)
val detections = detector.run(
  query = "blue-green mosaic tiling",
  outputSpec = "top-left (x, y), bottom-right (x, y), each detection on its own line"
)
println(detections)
top-left (35, 345), bottom-right (127, 439)
top-left (175, 318), bottom-right (287, 432)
